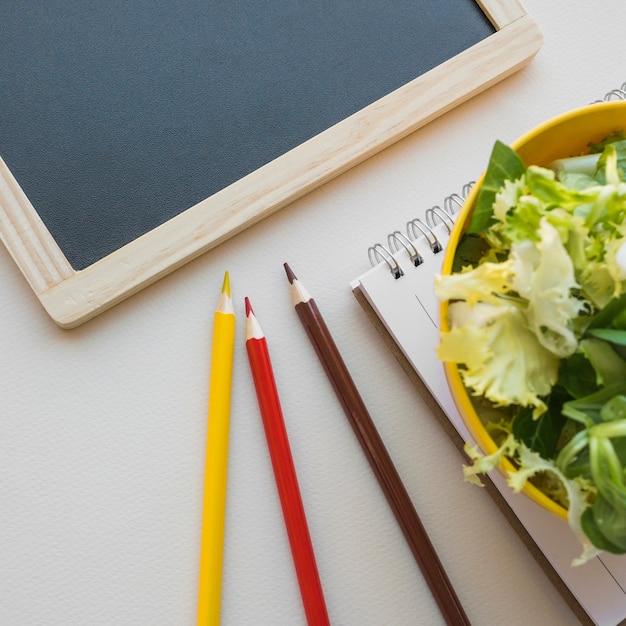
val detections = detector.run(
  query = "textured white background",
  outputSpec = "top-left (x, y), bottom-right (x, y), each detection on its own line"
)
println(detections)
top-left (1, 2), bottom-right (624, 624)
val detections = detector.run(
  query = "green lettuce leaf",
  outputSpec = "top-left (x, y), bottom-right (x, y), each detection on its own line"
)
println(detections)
top-left (467, 140), bottom-right (526, 234)
top-left (512, 386), bottom-right (568, 459)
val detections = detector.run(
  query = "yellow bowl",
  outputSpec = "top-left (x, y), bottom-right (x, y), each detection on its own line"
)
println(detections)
top-left (441, 100), bottom-right (626, 520)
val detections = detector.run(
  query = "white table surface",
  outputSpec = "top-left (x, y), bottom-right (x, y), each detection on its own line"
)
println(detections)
top-left (2, 2), bottom-right (624, 624)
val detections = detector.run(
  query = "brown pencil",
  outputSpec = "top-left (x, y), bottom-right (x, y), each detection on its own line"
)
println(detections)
top-left (284, 263), bottom-right (471, 626)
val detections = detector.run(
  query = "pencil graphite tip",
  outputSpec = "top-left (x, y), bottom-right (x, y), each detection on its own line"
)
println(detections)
top-left (221, 271), bottom-right (231, 297)
top-left (283, 262), bottom-right (297, 284)
top-left (284, 263), bottom-right (312, 306)
top-left (244, 297), bottom-right (265, 340)
top-left (216, 271), bottom-right (234, 315)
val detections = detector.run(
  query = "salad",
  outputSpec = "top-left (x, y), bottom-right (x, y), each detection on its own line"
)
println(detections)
top-left (435, 132), bottom-right (626, 564)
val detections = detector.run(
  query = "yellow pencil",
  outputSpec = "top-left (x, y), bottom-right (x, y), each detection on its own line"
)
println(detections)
top-left (198, 272), bottom-right (236, 625)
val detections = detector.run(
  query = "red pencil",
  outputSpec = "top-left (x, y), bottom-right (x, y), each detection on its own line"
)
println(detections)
top-left (244, 297), bottom-right (330, 626)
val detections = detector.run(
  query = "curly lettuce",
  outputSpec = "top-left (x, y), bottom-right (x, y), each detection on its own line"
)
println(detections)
top-left (511, 218), bottom-right (587, 357)
top-left (438, 301), bottom-right (558, 415)
top-left (435, 217), bottom-right (584, 410)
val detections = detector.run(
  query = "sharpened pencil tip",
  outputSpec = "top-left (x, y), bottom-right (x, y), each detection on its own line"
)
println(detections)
top-left (283, 263), bottom-right (296, 284)
top-left (244, 297), bottom-right (264, 340)
top-left (221, 271), bottom-right (231, 298)
top-left (216, 271), bottom-right (234, 315)
top-left (284, 264), bottom-right (312, 306)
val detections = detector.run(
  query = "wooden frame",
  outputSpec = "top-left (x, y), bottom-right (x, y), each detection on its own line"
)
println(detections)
top-left (0, 0), bottom-right (541, 328)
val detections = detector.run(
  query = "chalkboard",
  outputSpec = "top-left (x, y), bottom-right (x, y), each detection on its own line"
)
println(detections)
top-left (0, 0), bottom-right (541, 327)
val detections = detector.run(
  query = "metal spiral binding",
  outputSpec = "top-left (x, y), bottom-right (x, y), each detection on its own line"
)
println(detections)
top-left (593, 82), bottom-right (626, 103)
top-left (367, 183), bottom-right (474, 277)
top-left (443, 182), bottom-right (474, 214)
top-left (426, 182), bottom-right (475, 231)
top-left (387, 230), bottom-right (423, 267)
top-left (368, 243), bottom-right (404, 279)
top-left (425, 206), bottom-right (454, 232)
top-left (407, 218), bottom-right (443, 253)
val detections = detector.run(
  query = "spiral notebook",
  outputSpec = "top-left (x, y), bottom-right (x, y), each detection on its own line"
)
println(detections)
top-left (350, 84), bottom-right (626, 626)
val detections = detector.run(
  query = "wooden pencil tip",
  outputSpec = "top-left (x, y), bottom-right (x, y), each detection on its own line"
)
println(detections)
top-left (216, 272), bottom-right (235, 315)
top-left (244, 296), bottom-right (253, 317)
top-left (284, 264), bottom-right (312, 306)
top-left (221, 271), bottom-right (231, 297)
top-left (283, 262), bottom-right (297, 284)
